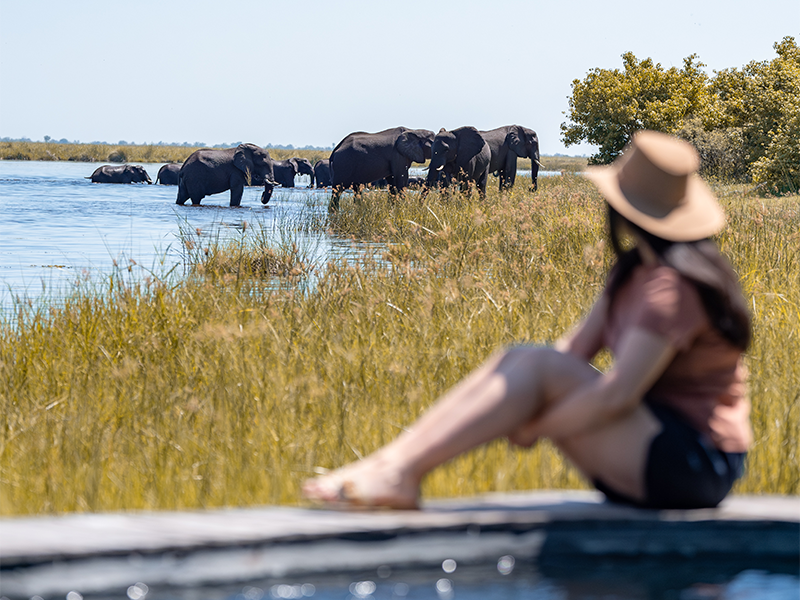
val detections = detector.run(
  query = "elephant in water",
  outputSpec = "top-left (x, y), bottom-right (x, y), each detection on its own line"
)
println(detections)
top-left (479, 125), bottom-right (541, 191)
top-left (270, 157), bottom-right (315, 188)
top-left (156, 163), bottom-right (182, 185)
top-left (176, 143), bottom-right (278, 207)
top-left (328, 127), bottom-right (435, 211)
top-left (426, 127), bottom-right (491, 198)
top-left (314, 159), bottom-right (332, 188)
top-left (87, 164), bottom-right (152, 184)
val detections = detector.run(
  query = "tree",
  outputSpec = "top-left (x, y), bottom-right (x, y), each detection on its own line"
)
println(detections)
top-left (712, 36), bottom-right (800, 193)
top-left (711, 37), bottom-right (798, 162)
top-left (561, 53), bottom-right (710, 164)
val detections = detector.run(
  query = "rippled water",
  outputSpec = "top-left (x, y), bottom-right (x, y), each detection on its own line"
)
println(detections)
top-left (28, 557), bottom-right (799, 600)
top-left (0, 161), bottom-right (359, 313)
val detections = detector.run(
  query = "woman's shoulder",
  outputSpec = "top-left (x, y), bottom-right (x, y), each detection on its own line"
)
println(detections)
top-left (628, 264), bottom-right (708, 348)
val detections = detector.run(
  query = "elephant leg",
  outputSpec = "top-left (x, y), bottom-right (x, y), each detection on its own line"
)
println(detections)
top-left (499, 168), bottom-right (516, 191)
top-left (476, 170), bottom-right (489, 200)
top-left (230, 182), bottom-right (244, 207)
top-left (176, 182), bottom-right (188, 205)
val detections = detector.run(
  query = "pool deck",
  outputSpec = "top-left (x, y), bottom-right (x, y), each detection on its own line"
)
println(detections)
top-left (1, 490), bottom-right (798, 597)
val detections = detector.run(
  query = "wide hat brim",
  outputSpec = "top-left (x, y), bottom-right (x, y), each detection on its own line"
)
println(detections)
top-left (585, 133), bottom-right (725, 242)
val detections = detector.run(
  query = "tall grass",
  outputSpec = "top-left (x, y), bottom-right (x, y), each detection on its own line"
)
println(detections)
top-left (0, 177), bottom-right (797, 515)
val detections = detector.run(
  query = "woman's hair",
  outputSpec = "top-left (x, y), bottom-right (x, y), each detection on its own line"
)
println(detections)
top-left (605, 205), bottom-right (751, 349)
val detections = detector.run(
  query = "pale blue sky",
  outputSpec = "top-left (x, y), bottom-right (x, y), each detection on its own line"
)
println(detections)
top-left (0, 0), bottom-right (796, 155)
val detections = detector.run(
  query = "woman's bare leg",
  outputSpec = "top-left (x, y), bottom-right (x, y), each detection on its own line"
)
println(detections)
top-left (303, 346), bottom-right (601, 508)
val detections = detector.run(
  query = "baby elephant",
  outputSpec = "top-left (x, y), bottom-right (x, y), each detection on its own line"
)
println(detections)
top-left (156, 163), bottom-right (182, 185)
top-left (87, 164), bottom-right (152, 184)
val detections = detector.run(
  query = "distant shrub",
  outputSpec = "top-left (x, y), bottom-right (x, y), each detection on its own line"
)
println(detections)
top-left (677, 118), bottom-right (749, 181)
top-left (750, 96), bottom-right (800, 195)
top-left (108, 150), bottom-right (127, 163)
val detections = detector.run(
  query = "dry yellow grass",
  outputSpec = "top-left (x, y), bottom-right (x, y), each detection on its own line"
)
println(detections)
top-left (0, 141), bottom-right (326, 165)
top-left (0, 176), bottom-right (796, 515)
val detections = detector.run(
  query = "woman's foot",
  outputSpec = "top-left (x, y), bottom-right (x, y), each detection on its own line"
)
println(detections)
top-left (302, 453), bottom-right (421, 510)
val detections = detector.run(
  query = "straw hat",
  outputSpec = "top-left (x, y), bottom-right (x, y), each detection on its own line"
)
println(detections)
top-left (585, 130), bottom-right (725, 242)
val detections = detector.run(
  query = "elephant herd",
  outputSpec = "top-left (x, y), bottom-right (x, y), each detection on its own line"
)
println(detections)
top-left (86, 124), bottom-right (540, 211)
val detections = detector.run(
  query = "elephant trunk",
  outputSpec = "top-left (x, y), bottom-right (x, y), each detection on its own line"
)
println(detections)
top-left (261, 182), bottom-right (275, 205)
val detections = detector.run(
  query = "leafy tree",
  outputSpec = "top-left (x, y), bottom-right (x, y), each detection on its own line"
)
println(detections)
top-left (714, 36), bottom-right (800, 193)
top-left (561, 53), bottom-right (710, 164)
top-left (711, 37), bottom-right (799, 169)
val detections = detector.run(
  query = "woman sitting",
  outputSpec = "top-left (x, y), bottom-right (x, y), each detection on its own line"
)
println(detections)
top-left (303, 131), bottom-right (752, 510)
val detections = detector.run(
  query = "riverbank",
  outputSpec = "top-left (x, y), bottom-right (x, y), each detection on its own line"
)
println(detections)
top-left (0, 176), bottom-right (797, 516)
top-left (0, 140), bottom-right (589, 173)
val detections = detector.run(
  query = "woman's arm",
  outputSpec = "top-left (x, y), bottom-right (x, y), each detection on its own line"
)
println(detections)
top-left (555, 295), bottom-right (609, 360)
top-left (511, 327), bottom-right (677, 445)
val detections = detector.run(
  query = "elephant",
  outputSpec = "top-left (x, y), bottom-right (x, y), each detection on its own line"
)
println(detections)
top-left (479, 125), bottom-right (541, 191)
top-left (156, 163), bottom-right (182, 185)
top-left (426, 126), bottom-right (491, 198)
top-left (176, 143), bottom-right (278, 207)
top-left (269, 157), bottom-right (315, 188)
top-left (86, 164), bottom-right (152, 184)
top-left (313, 159), bottom-right (332, 188)
top-left (328, 127), bottom-right (435, 210)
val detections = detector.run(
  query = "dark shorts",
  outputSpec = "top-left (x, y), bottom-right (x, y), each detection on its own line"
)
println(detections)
top-left (594, 402), bottom-right (746, 510)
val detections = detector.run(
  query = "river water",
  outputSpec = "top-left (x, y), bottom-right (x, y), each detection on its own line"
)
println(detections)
top-left (0, 160), bottom-right (357, 314)
top-left (0, 161), bottom-right (548, 313)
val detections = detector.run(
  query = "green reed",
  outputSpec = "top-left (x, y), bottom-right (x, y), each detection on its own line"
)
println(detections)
top-left (0, 176), bottom-right (797, 515)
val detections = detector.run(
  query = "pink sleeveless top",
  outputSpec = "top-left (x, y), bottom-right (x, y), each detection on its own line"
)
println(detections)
top-left (602, 264), bottom-right (752, 453)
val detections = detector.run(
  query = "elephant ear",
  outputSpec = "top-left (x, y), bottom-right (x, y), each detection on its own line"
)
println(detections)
top-left (396, 132), bottom-right (425, 164)
top-left (457, 127), bottom-right (487, 161)
top-left (507, 126), bottom-right (527, 157)
top-left (233, 145), bottom-right (254, 182)
top-left (289, 157), bottom-right (300, 174)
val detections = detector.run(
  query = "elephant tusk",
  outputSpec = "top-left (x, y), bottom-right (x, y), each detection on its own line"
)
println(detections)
top-left (435, 165), bottom-right (444, 171)
top-left (534, 159), bottom-right (546, 169)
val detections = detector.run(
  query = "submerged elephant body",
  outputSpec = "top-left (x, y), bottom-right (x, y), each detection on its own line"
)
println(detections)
top-left (270, 157), bottom-right (315, 188)
top-left (328, 127), bottom-right (434, 210)
top-left (176, 143), bottom-right (277, 207)
top-left (156, 163), bottom-right (182, 185)
top-left (426, 127), bottom-right (491, 197)
top-left (480, 125), bottom-right (541, 191)
top-left (87, 164), bottom-right (152, 184)
top-left (314, 159), bottom-right (332, 188)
